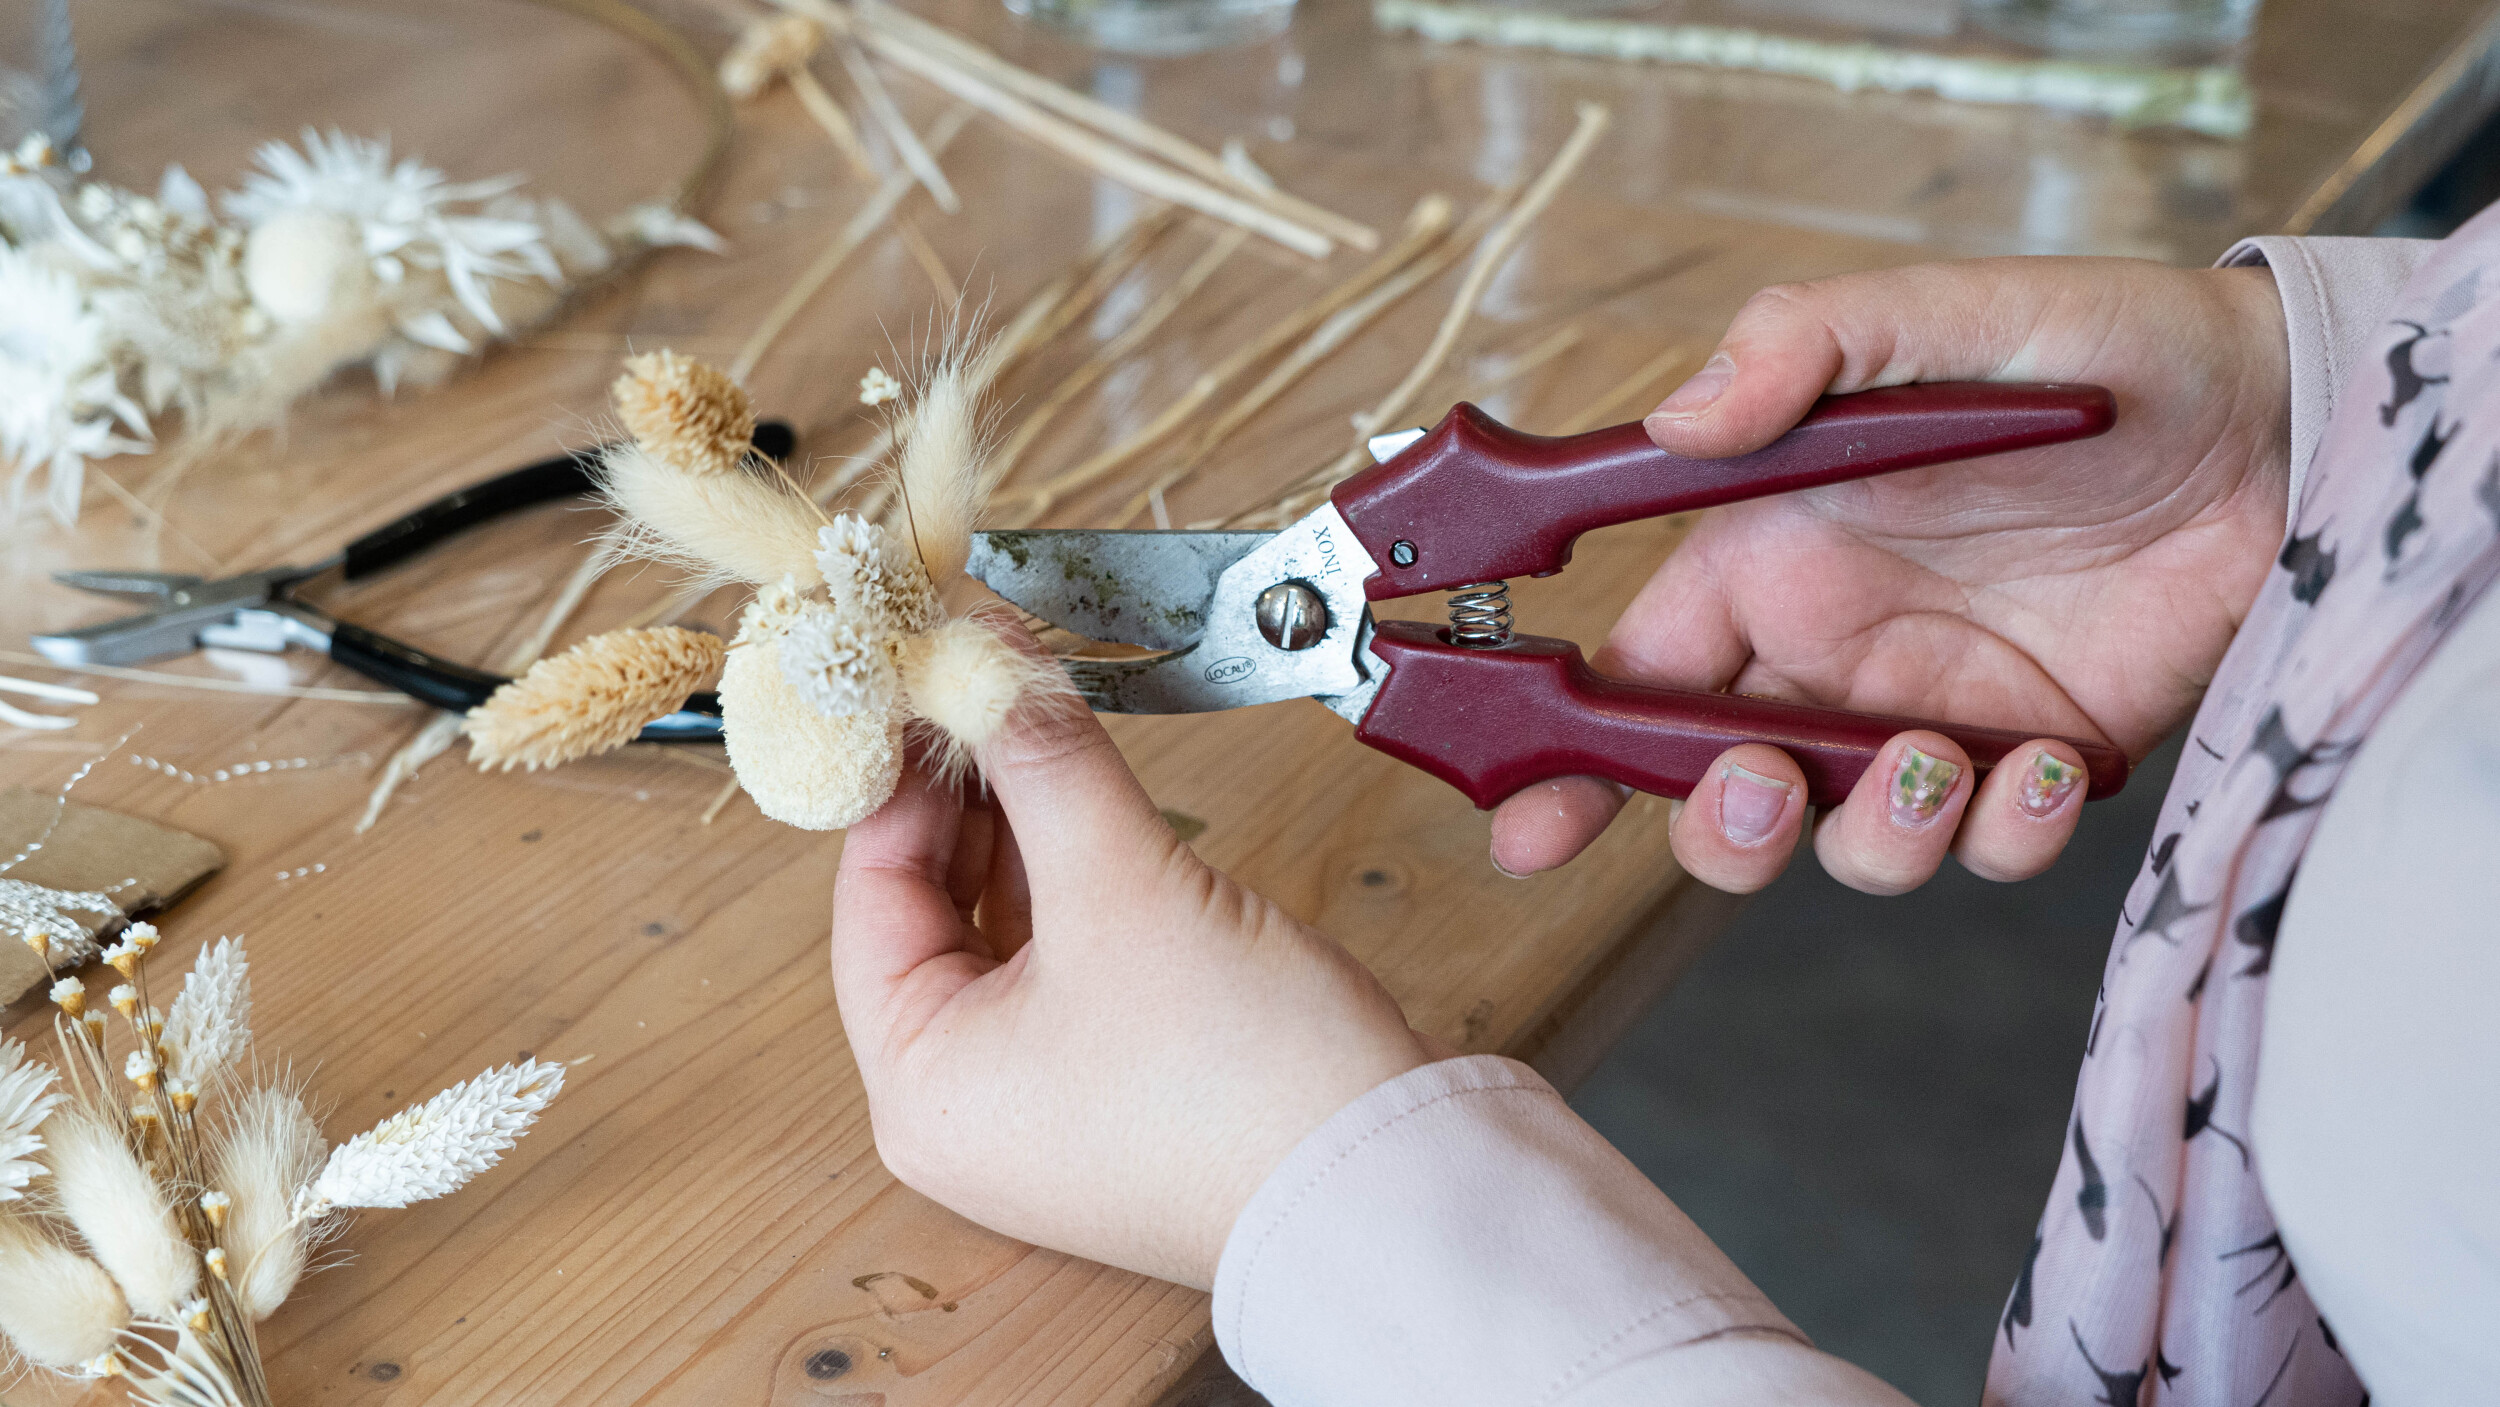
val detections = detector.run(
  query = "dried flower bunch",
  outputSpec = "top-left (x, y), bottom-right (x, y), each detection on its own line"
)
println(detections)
top-left (462, 349), bottom-right (1066, 829)
top-left (0, 926), bottom-right (566, 1405)
top-left (0, 129), bottom-right (721, 526)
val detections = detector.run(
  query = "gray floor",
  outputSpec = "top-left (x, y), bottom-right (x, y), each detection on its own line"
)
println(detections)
top-left (1568, 735), bottom-right (2183, 1404)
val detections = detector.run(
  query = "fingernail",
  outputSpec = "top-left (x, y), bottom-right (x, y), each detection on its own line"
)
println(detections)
top-left (1718, 764), bottom-right (1790, 845)
top-left (1889, 747), bottom-right (1961, 828)
top-left (1491, 853), bottom-right (1530, 880)
top-left (2018, 751), bottom-right (2084, 817)
top-left (1649, 353), bottom-right (1734, 418)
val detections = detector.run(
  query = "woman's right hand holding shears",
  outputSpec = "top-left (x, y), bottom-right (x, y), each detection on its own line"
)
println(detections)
top-left (1492, 256), bottom-right (2296, 896)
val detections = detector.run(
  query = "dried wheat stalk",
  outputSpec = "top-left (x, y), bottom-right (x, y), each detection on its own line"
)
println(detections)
top-left (997, 194), bottom-right (1455, 522)
top-left (982, 227), bottom-right (1249, 490)
top-left (1244, 103), bottom-right (1610, 525)
top-left (1106, 194), bottom-right (1510, 526)
top-left (730, 103), bottom-right (976, 381)
top-left (842, 0), bottom-right (1376, 250)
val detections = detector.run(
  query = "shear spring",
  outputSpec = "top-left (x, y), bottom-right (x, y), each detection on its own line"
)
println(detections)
top-left (1446, 581), bottom-right (1513, 648)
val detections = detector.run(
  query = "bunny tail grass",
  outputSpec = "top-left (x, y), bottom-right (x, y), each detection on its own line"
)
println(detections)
top-left (896, 616), bottom-right (1074, 773)
top-left (596, 442), bottom-right (823, 588)
top-left (43, 1108), bottom-right (199, 1318)
top-left (212, 1083), bottom-right (324, 1319)
top-left (0, 1210), bottom-right (130, 1369)
top-left (892, 351), bottom-right (991, 585)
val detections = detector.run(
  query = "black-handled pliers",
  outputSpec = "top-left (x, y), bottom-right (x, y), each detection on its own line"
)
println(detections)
top-left (30, 422), bottom-right (796, 741)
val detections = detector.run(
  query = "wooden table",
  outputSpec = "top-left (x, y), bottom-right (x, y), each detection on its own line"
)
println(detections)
top-left (7, 0), bottom-right (2495, 1401)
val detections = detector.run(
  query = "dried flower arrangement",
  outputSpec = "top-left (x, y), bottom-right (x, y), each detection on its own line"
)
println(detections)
top-left (0, 128), bottom-right (720, 527)
top-left (462, 350), bottom-right (1067, 829)
top-left (0, 927), bottom-right (565, 1404)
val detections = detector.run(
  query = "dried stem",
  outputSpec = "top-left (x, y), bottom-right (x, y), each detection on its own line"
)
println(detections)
top-left (1106, 194), bottom-right (1507, 525)
top-left (839, 209), bottom-right (1177, 522)
top-left (788, 0), bottom-right (1333, 257)
top-left (838, 0), bottom-right (1376, 250)
top-left (1247, 103), bottom-right (1610, 521)
top-left (838, 38), bottom-right (960, 213)
top-left (787, 64), bottom-right (878, 173)
top-left (1002, 194), bottom-right (1458, 523)
top-left (0, 651), bottom-right (412, 704)
top-left (1343, 102), bottom-right (1609, 445)
top-left (729, 103), bottom-right (975, 381)
top-left (1553, 340), bottom-right (1704, 435)
top-left (983, 227), bottom-right (1249, 490)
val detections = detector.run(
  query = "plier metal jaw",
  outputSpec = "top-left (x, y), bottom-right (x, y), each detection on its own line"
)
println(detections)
top-left (32, 422), bottom-right (794, 739)
top-left (970, 383), bottom-right (2134, 810)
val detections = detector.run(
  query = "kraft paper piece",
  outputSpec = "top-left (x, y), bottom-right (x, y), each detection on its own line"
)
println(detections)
top-left (0, 786), bottom-right (225, 1004)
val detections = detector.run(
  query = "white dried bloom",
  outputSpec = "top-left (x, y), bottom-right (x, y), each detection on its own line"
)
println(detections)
top-left (102, 937), bottom-right (142, 975)
top-left (49, 977), bottom-right (85, 1017)
top-left (779, 609), bottom-right (898, 717)
top-left (108, 983), bottom-right (138, 1017)
top-left (812, 515), bottom-right (938, 634)
top-left (298, 1059), bottom-right (565, 1217)
top-left (223, 128), bottom-right (557, 346)
top-left (0, 1038), bottom-right (62, 1201)
top-left (162, 937), bottom-right (251, 1087)
top-left (196, 1190), bottom-right (229, 1228)
top-left (124, 1048), bottom-right (159, 1088)
top-left (0, 242), bottom-right (148, 525)
top-left (719, 597), bottom-right (903, 831)
top-left (858, 365), bottom-right (902, 406)
top-left (124, 922), bottom-right (160, 951)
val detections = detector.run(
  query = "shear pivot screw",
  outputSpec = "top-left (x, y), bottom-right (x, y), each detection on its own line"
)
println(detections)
top-left (1390, 540), bottom-right (1417, 568)
top-left (1255, 581), bottom-right (1329, 651)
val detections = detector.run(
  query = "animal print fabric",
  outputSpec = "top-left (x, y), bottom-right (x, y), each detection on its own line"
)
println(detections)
top-left (1982, 215), bottom-right (2500, 1405)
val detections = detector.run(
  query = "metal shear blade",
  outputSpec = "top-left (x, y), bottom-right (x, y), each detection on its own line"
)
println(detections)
top-left (967, 504), bottom-right (1377, 715)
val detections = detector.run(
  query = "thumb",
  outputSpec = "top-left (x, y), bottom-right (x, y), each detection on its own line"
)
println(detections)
top-left (1643, 259), bottom-right (2062, 459)
top-left (971, 627), bottom-right (1175, 881)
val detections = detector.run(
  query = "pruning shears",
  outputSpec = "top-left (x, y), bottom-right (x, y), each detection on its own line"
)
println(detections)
top-left (30, 423), bottom-right (795, 740)
top-left (968, 383), bottom-right (2131, 809)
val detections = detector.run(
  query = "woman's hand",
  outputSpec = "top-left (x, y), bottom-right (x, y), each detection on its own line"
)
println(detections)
top-left (1493, 256), bottom-right (2292, 894)
top-left (832, 686), bottom-right (1431, 1290)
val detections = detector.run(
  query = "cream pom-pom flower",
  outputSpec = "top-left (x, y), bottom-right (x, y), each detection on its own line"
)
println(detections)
top-left (720, 589), bottom-right (902, 831)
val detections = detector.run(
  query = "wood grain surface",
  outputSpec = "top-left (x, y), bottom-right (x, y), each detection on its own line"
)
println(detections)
top-left (4, 0), bottom-right (2494, 1402)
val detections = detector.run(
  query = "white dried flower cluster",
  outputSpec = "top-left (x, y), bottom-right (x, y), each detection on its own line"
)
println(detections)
top-left (0, 1038), bottom-right (62, 1200)
top-left (858, 365), bottom-right (903, 406)
top-left (779, 610), bottom-right (898, 716)
top-left (297, 1058), bottom-right (567, 1217)
top-left (0, 128), bottom-right (725, 527)
top-left (161, 938), bottom-right (249, 1087)
top-left (813, 515), bottom-right (941, 635)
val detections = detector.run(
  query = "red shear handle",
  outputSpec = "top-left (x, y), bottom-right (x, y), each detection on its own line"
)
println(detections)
top-left (1333, 382), bottom-right (2116, 597)
top-left (1354, 621), bottom-right (2128, 810)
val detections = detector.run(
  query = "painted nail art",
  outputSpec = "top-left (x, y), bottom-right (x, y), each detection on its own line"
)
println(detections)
top-left (1890, 747), bottom-right (1961, 827)
top-left (2018, 752), bottom-right (2084, 817)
